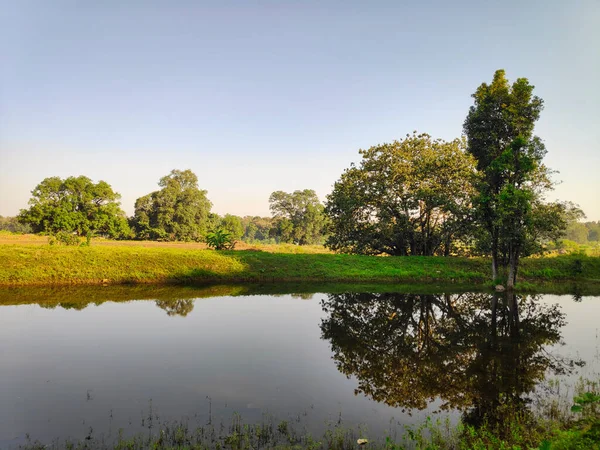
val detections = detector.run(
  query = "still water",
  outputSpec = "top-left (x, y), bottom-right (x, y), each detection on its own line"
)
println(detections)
top-left (0, 288), bottom-right (599, 447)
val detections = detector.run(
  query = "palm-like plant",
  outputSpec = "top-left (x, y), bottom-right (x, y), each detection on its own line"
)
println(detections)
top-left (206, 229), bottom-right (236, 250)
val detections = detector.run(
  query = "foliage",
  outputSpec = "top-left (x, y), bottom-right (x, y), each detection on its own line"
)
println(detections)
top-left (241, 216), bottom-right (276, 243)
top-left (565, 221), bottom-right (600, 244)
top-left (155, 298), bottom-right (195, 317)
top-left (325, 133), bottom-right (476, 256)
top-left (0, 215), bottom-right (32, 233)
top-left (48, 231), bottom-right (82, 246)
top-left (463, 69), bottom-right (576, 287)
top-left (17, 176), bottom-right (130, 239)
top-left (220, 214), bottom-right (245, 240)
top-left (320, 292), bottom-right (568, 418)
top-left (205, 228), bottom-right (236, 250)
top-left (132, 169), bottom-right (212, 241)
top-left (269, 190), bottom-right (327, 245)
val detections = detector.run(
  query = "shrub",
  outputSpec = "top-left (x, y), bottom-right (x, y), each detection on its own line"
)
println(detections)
top-left (206, 229), bottom-right (235, 250)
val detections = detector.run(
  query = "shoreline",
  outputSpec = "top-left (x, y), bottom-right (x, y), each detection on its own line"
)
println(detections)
top-left (1, 244), bottom-right (599, 291)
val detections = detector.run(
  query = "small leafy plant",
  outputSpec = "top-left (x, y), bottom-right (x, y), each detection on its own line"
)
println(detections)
top-left (206, 229), bottom-right (235, 250)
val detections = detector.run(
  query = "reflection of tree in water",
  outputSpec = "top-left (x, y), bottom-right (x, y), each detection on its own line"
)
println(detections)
top-left (58, 302), bottom-right (88, 310)
top-left (291, 293), bottom-right (315, 300)
top-left (320, 292), bottom-right (579, 434)
top-left (155, 299), bottom-right (195, 317)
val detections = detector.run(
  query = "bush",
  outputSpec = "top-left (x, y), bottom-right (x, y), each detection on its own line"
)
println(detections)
top-left (48, 231), bottom-right (81, 246)
top-left (206, 229), bottom-right (235, 250)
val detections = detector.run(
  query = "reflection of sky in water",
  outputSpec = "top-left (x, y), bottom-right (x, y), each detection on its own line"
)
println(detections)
top-left (0, 293), bottom-right (598, 447)
top-left (540, 295), bottom-right (600, 400)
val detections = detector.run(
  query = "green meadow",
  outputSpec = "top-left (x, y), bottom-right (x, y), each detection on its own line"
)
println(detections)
top-left (1, 243), bottom-right (599, 289)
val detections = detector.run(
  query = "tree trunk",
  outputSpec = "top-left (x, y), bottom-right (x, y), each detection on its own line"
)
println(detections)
top-left (507, 247), bottom-right (519, 290)
top-left (512, 254), bottom-right (519, 287)
top-left (491, 249), bottom-right (499, 281)
top-left (491, 230), bottom-right (499, 281)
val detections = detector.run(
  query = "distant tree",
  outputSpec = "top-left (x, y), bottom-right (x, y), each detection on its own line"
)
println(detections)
top-left (275, 217), bottom-right (295, 243)
top-left (520, 201), bottom-right (584, 255)
top-left (244, 222), bottom-right (258, 242)
top-left (325, 133), bottom-right (475, 256)
top-left (0, 216), bottom-right (32, 233)
top-left (269, 190), bottom-right (327, 245)
top-left (464, 70), bottom-right (572, 288)
top-left (565, 221), bottom-right (591, 244)
top-left (18, 176), bottom-right (130, 239)
top-left (132, 169), bottom-right (212, 241)
top-left (241, 216), bottom-right (275, 242)
top-left (588, 222), bottom-right (600, 242)
top-left (219, 214), bottom-right (244, 240)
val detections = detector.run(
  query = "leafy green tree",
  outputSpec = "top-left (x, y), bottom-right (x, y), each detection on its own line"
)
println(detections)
top-left (464, 70), bottom-right (542, 280)
top-left (325, 133), bottom-right (475, 256)
top-left (239, 216), bottom-right (276, 243)
top-left (241, 216), bottom-right (275, 242)
top-left (220, 214), bottom-right (244, 240)
top-left (132, 169), bottom-right (212, 241)
top-left (269, 190), bottom-right (327, 245)
top-left (244, 222), bottom-right (258, 242)
top-left (464, 70), bottom-right (573, 287)
top-left (18, 176), bottom-right (130, 239)
top-left (275, 217), bottom-right (294, 243)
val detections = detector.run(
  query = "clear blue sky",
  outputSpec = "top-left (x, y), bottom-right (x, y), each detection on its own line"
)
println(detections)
top-left (1, 0), bottom-right (598, 220)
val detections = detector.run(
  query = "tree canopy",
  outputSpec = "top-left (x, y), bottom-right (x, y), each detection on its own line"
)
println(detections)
top-left (325, 133), bottom-right (475, 256)
top-left (18, 176), bottom-right (130, 238)
top-left (464, 70), bottom-right (579, 287)
top-left (132, 169), bottom-right (212, 241)
top-left (219, 214), bottom-right (244, 241)
top-left (269, 189), bottom-right (327, 245)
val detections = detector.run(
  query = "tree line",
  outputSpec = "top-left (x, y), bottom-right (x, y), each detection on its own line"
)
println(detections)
top-left (326, 69), bottom-right (584, 287)
top-left (12, 70), bottom-right (588, 286)
top-left (564, 221), bottom-right (600, 245)
top-left (14, 169), bottom-right (327, 246)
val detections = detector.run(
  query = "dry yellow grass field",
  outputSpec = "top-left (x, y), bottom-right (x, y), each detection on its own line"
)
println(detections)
top-left (0, 232), bottom-right (332, 254)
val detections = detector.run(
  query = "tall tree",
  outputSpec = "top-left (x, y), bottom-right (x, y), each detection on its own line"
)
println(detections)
top-left (269, 189), bottom-right (327, 245)
top-left (132, 169), bottom-right (212, 241)
top-left (18, 176), bottom-right (130, 238)
top-left (325, 133), bottom-right (475, 256)
top-left (464, 70), bottom-right (568, 287)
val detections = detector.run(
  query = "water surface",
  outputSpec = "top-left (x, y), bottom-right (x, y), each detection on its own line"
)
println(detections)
top-left (0, 288), bottom-right (598, 447)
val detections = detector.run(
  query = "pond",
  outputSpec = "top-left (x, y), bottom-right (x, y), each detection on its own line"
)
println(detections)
top-left (0, 286), bottom-right (599, 447)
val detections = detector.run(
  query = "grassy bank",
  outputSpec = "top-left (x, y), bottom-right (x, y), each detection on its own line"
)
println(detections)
top-left (1, 244), bottom-right (600, 288)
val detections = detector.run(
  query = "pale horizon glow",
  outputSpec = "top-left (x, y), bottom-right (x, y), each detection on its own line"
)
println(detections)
top-left (1, 1), bottom-right (599, 220)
